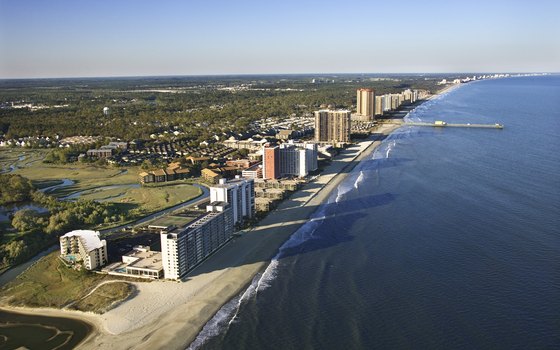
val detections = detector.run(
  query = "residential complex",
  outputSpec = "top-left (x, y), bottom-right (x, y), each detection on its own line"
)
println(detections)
top-left (160, 202), bottom-right (234, 280)
top-left (59, 230), bottom-right (108, 270)
top-left (139, 162), bottom-right (191, 184)
top-left (314, 109), bottom-right (351, 145)
top-left (375, 95), bottom-right (383, 116)
top-left (209, 176), bottom-right (255, 225)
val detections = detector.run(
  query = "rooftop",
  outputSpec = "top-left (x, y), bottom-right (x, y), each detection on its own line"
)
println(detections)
top-left (61, 230), bottom-right (105, 252)
top-left (148, 212), bottom-right (201, 230)
top-left (212, 176), bottom-right (253, 189)
top-left (124, 248), bottom-right (163, 271)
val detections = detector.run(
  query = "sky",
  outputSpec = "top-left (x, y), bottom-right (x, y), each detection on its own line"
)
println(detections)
top-left (0, 0), bottom-right (559, 78)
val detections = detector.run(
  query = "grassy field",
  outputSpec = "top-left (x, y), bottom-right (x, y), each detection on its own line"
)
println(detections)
top-left (70, 281), bottom-right (134, 314)
top-left (0, 252), bottom-right (108, 308)
top-left (116, 184), bottom-right (202, 214)
top-left (15, 163), bottom-right (139, 197)
top-left (1, 148), bottom-right (203, 222)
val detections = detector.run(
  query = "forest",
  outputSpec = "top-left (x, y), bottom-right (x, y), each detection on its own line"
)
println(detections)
top-left (0, 74), bottom-right (443, 142)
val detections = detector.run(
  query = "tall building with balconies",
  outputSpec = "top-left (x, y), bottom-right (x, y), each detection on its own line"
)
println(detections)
top-left (210, 176), bottom-right (255, 225)
top-left (161, 202), bottom-right (233, 280)
top-left (59, 230), bottom-right (108, 270)
top-left (314, 109), bottom-right (351, 145)
top-left (263, 142), bottom-right (318, 179)
top-left (375, 95), bottom-right (383, 116)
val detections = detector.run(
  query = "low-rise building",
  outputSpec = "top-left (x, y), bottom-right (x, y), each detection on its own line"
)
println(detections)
top-left (242, 163), bottom-right (263, 179)
top-left (139, 165), bottom-right (190, 184)
top-left (225, 159), bottom-right (255, 169)
top-left (87, 148), bottom-right (113, 159)
top-left (276, 129), bottom-right (296, 140)
top-left (105, 246), bottom-right (163, 279)
top-left (201, 168), bottom-right (221, 183)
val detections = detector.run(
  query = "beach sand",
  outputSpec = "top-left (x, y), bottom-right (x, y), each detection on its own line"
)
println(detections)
top-left (1, 123), bottom-right (401, 350)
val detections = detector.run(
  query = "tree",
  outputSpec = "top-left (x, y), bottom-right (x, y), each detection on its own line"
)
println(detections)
top-left (0, 174), bottom-right (34, 205)
top-left (45, 210), bottom-right (78, 235)
top-left (11, 209), bottom-right (47, 233)
top-left (3, 240), bottom-right (28, 260)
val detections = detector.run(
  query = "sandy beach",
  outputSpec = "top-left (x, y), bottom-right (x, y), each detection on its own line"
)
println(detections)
top-left (2, 122), bottom-right (402, 350)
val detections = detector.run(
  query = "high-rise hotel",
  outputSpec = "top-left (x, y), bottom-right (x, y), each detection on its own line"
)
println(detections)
top-left (314, 109), bottom-right (351, 145)
top-left (210, 176), bottom-right (255, 225)
top-left (356, 88), bottom-right (375, 119)
top-left (161, 202), bottom-right (234, 280)
top-left (262, 142), bottom-right (318, 179)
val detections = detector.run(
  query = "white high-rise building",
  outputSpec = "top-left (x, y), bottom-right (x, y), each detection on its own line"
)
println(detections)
top-left (278, 142), bottom-right (318, 177)
top-left (161, 202), bottom-right (233, 280)
top-left (210, 176), bottom-right (255, 225)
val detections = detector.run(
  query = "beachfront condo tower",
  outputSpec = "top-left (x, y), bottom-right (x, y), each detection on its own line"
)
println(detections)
top-left (263, 145), bottom-right (280, 180)
top-left (314, 109), bottom-right (351, 145)
top-left (209, 176), bottom-right (255, 225)
top-left (356, 88), bottom-right (375, 119)
top-left (59, 230), bottom-right (108, 270)
top-left (263, 142), bottom-right (318, 179)
top-left (160, 202), bottom-right (234, 280)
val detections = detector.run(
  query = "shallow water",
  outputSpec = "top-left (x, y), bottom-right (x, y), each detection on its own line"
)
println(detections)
top-left (0, 310), bottom-right (92, 350)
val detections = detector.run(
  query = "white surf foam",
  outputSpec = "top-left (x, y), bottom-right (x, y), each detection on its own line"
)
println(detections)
top-left (353, 171), bottom-right (365, 189)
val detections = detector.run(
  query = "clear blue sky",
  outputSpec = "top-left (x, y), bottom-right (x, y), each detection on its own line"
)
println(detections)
top-left (0, 0), bottom-right (559, 78)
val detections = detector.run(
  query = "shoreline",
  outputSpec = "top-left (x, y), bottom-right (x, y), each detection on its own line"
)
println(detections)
top-left (1, 96), bottom-right (435, 350)
top-left (85, 122), bottom-right (401, 350)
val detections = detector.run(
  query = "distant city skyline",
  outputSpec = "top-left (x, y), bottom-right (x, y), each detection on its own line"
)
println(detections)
top-left (1, 0), bottom-right (559, 78)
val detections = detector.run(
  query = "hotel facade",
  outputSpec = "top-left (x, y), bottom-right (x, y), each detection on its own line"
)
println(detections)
top-left (209, 176), bottom-right (255, 225)
top-left (161, 202), bottom-right (234, 280)
top-left (263, 142), bottom-right (318, 179)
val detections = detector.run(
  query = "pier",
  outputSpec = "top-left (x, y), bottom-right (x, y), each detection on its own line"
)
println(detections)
top-left (378, 120), bottom-right (504, 129)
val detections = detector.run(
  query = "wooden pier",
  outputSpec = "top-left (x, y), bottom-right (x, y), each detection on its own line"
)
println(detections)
top-left (406, 122), bottom-right (504, 129)
top-left (377, 120), bottom-right (504, 129)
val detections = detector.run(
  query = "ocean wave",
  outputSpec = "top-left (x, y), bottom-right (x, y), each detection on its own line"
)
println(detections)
top-left (354, 171), bottom-right (364, 189)
top-left (187, 197), bottom-right (335, 348)
top-left (186, 285), bottom-right (246, 350)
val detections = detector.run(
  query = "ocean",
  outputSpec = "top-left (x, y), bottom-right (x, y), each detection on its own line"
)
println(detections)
top-left (195, 76), bottom-right (560, 349)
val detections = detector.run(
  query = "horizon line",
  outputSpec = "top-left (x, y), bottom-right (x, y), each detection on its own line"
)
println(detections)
top-left (0, 71), bottom-right (557, 81)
